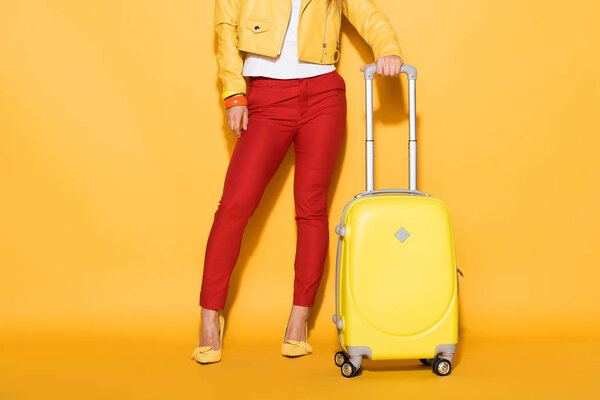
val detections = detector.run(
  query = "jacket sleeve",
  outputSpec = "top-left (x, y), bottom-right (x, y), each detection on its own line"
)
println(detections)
top-left (214, 0), bottom-right (247, 101)
top-left (342, 0), bottom-right (403, 61)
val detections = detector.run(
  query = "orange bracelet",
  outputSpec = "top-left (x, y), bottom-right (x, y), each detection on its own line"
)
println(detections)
top-left (224, 94), bottom-right (248, 108)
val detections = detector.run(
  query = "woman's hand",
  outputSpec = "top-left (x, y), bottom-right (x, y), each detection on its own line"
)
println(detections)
top-left (226, 94), bottom-right (248, 138)
top-left (360, 55), bottom-right (404, 77)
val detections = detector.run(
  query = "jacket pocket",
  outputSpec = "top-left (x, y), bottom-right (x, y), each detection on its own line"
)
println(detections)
top-left (247, 18), bottom-right (270, 33)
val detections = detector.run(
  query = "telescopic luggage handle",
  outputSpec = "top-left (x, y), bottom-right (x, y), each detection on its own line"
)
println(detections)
top-left (363, 63), bottom-right (418, 193)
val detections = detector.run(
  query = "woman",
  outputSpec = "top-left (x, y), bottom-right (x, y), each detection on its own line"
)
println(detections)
top-left (192, 0), bottom-right (404, 364)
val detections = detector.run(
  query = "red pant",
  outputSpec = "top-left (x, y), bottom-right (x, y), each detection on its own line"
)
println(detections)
top-left (199, 69), bottom-right (347, 310)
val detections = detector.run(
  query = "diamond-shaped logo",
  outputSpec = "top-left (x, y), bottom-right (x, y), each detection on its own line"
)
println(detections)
top-left (394, 227), bottom-right (410, 243)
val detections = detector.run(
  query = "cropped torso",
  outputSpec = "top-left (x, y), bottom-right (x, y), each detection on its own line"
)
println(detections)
top-left (241, 0), bottom-right (335, 79)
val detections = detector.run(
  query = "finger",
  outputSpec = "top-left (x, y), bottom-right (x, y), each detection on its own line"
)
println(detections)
top-left (242, 108), bottom-right (248, 131)
top-left (234, 112), bottom-right (241, 137)
top-left (227, 112), bottom-right (234, 132)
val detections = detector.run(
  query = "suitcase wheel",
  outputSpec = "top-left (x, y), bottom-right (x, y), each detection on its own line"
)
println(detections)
top-left (432, 357), bottom-right (452, 376)
top-left (334, 351), bottom-right (348, 367)
top-left (341, 361), bottom-right (362, 378)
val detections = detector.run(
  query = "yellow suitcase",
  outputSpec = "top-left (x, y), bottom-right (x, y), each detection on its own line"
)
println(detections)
top-left (332, 64), bottom-right (461, 378)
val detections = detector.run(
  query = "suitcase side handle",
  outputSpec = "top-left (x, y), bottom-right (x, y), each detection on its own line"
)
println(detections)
top-left (362, 63), bottom-right (418, 192)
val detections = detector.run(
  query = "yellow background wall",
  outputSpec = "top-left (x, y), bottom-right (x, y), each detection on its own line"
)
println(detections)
top-left (0, 0), bottom-right (598, 397)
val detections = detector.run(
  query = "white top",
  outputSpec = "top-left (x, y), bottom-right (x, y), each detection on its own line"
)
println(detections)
top-left (241, 0), bottom-right (335, 79)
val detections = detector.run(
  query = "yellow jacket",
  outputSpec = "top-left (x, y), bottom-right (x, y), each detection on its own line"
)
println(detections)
top-left (215, 0), bottom-right (403, 101)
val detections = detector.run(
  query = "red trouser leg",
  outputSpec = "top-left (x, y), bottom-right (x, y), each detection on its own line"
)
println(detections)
top-left (291, 71), bottom-right (347, 306)
top-left (199, 115), bottom-right (296, 310)
top-left (199, 70), bottom-right (346, 310)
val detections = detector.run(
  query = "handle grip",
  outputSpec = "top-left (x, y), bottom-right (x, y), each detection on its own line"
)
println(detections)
top-left (362, 63), bottom-right (417, 192)
top-left (363, 63), bottom-right (417, 80)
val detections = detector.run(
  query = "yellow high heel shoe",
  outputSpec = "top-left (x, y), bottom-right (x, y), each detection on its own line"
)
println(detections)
top-left (281, 320), bottom-right (312, 357)
top-left (191, 313), bottom-right (225, 364)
